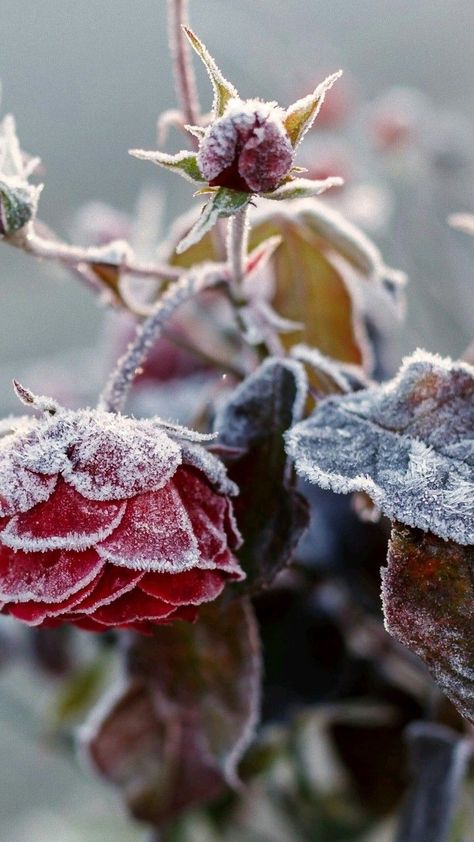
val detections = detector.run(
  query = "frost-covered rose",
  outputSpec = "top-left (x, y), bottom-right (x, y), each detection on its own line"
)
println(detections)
top-left (197, 99), bottom-right (294, 194)
top-left (131, 29), bottom-right (342, 252)
top-left (0, 408), bottom-right (244, 633)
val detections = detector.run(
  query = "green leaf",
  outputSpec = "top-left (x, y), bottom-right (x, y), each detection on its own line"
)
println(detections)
top-left (284, 71), bottom-right (342, 148)
top-left (264, 176), bottom-right (343, 201)
top-left (129, 149), bottom-right (205, 184)
top-left (83, 598), bottom-right (261, 828)
top-left (214, 358), bottom-right (310, 592)
top-left (176, 188), bottom-right (250, 254)
top-left (183, 27), bottom-right (238, 118)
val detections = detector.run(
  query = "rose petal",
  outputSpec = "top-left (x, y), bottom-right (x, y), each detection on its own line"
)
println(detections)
top-left (1, 479), bottom-right (126, 552)
top-left (74, 565), bottom-right (144, 614)
top-left (140, 568), bottom-right (226, 605)
top-left (174, 469), bottom-right (230, 564)
top-left (65, 414), bottom-right (182, 501)
top-left (211, 548), bottom-right (246, 580)
top-left (96, 487), bottom-right (199, 572)
top-left (0, 457), bottom-right (56, 517)
top-left (6, 572), bottom-right (102, 625)
top-left (85, 590), bottom-right (178, 625)
top-left (0, 545), bottom-right (104, 603)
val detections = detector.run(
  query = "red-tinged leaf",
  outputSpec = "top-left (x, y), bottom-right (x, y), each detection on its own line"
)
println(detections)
top-left (249, 216), bottom-right (369, 366)
top-left (382, 524), bottom-right (474, 724)
top-left (215, 359), bottom-right (310, 591)
top-left (89, 261), bottom-right (123, 302)
top-left (82, 598), bottom-right (261, 828)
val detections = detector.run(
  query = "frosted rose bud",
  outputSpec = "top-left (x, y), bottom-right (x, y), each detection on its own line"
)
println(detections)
top-left (0, 409), bottom-right (244, 633)
top-left (198, 100), bottom-right (294, 194)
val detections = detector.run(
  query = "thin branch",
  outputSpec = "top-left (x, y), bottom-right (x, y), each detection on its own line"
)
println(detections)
top-left (98, 267), bottom-right (226, 413)
top-left (167, 0), bottom-right (200, 142)
top-left (21, 227), bottom-right (181, 281)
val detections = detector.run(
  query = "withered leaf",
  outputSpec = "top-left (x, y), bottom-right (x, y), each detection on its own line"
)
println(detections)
top-left (169, 203), bottom-right (376, 369)
top-left (286, 351), bottom-right (474, 545)
top-left (247, 213), bottom-right (369, 366)
top-left (214, 358), bottom-right (310, 591)
top-left (82, 598), bottom-right (261, 828)
top-left (382, 524), bottom-right (474, 724)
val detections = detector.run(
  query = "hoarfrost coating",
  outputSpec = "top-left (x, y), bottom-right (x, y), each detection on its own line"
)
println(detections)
top-left (285, 350), bottom-right (474, 545)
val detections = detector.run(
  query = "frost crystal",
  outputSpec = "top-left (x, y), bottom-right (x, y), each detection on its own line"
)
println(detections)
top-left (286, 350), bottom-right (474, 544)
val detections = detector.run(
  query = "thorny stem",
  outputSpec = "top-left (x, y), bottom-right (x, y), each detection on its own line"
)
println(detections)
top-left (98, 269), bottom-right (225, 413)
top-left (167, 0), bottom-right (200, 145)
top-left (227, 206), bottom-right (250, 301)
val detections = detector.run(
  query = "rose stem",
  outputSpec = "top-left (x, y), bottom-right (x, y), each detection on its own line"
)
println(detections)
top-left (227, 206), bottom-right (250, 301)
top-left (98, 269), bottom-right (224, 413)
top-left (167, 0), bottom-right (200, 145)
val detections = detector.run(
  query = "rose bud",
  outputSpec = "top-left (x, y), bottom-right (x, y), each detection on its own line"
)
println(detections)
top-left (0, 406), bottom-right (244, 633)
top-left (197, 99), bottom-right (294, 194)
top-left (130, 29), bottom-right (342, 252)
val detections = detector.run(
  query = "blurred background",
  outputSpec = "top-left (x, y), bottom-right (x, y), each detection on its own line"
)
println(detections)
top-left (1, 1), bottom-right (473, 839)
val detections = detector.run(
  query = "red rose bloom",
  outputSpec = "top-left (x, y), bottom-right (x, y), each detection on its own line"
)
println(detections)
top-left (0, 409), bottom-right (244, 633)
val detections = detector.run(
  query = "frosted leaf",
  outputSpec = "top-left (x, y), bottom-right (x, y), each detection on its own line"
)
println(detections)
top-left (129, 149), bottom-right (205, 185)
top-left (291, 343), bottom-right (371, 393)
top-left (0, 115), bottom-right (42, 234)
top-left (183, 27), bottom-right (238, 119)
top-left (382, 524), bottom-right (474, 723)
top-left (286, 350), bottom-right (474, 544)
top-left (215, 357), bottom-right (308, 447)
top-left (263, 176), bottom-right (343, 201)
top-left (215, 358), bottom-right (309, 590)
top-left (81, 598), bottom-right (261, 826)
top-left (296, 198), bottom-right (407, 289)
top-left (283, 71), bottom-right (343, 148)
top-left (176, 188), bottom-right (250, 254)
